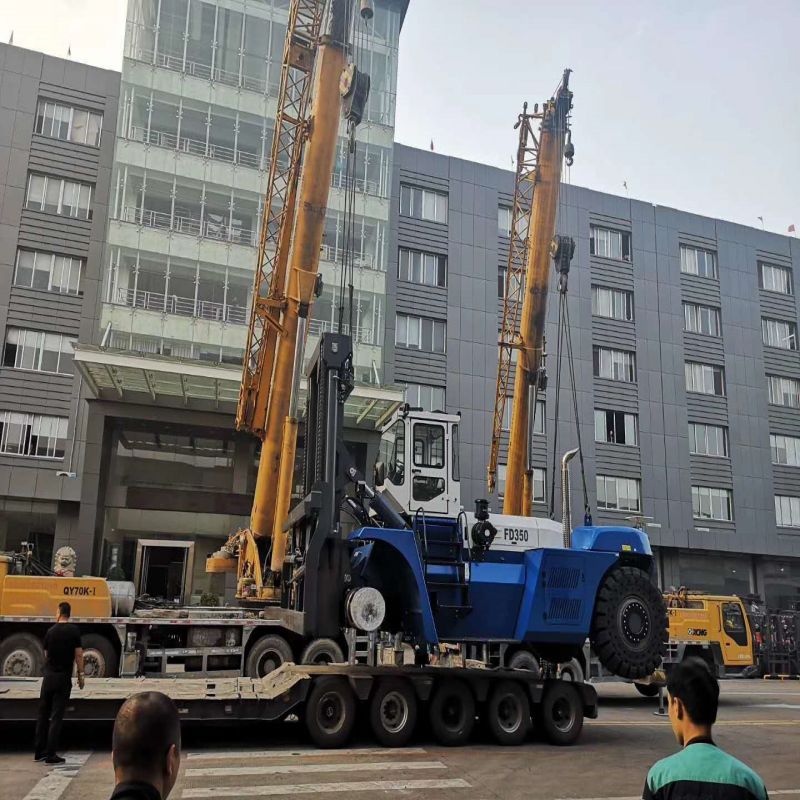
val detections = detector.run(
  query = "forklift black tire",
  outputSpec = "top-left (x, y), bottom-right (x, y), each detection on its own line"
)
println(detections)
top-left (635, 683), bottom-right (660, 698)
top-left (301, 638), bottom-right (345, 666)
top-left (540, 681), bottom-right (583, 746)
top-left (558, 658), bottom-right (584, 683)
top-left (591, 566), bottom-right (668, 679)
top-left (369, 677), bottom-right (418, 747)
top-left (507, 650), bottom-right (541, 676)
top-left (81, 633), bottom-right (119, 678)
top-left (0, 633), bottom-right (44, 677)
top-left (305, 676), bottom-right (356, 748)
top-left (428, 679), bottom-right (475, 746)
top-left (245, 634), bottom-right (294, 678)
top-left (487, 680), bottom-right (531, 745)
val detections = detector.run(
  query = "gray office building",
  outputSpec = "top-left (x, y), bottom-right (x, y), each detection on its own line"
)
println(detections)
top-left (386, 143), bottom-right (800, 609)
top-left (0, 43), bottom-right (119, 567)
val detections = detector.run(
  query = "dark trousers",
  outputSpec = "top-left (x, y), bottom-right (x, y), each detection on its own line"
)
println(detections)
top-left (35, 673), bottom-right (71, 757)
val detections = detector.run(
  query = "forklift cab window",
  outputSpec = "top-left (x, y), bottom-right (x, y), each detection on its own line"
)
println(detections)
top-left (452, 424), bottom-right (460, 481)
top-left (379, 419), bottom-right (405, 485)
top-left (413, 423), bottom-right (445, 468)
top-left (722, 602), bottom-right (748, 646)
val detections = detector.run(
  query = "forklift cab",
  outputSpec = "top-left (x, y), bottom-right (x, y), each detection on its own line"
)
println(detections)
top-left (375, 405), bottom-right (461, 516)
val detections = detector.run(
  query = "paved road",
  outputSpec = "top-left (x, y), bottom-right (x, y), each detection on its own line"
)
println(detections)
top-left (2, 680), bottom-right (799, 800)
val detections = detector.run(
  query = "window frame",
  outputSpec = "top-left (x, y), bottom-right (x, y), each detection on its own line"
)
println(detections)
top-left (759, 262), bottom-right (793, 296)
top-left (593, 346), bottom-right (636, 383)
top-left (35, 99), bottom-right (103, 147)
top-left (590, 225), bottom-right (631, 262)
top-left (683, 301), bottom-right (721, 337)
top-left (767, 375), bottom-right (800, 409)
top-left (688, 422), bottom-right (729, 458)
top-left (596, 475), bottom-right (641, 512)
top-left (0, 410), bottom-right (68, 459)
top-left (25, 173), bottom-right (93, 220)
top-left (685, 361), bottom-right (726, 397)
top-left (399, 183), bottom-right (448, 224)
top-left (775, 495), bottom-right (800, 528)
top-left (770, 433), bottom-right (800, 467)
top-left (397, 247), bottom-right (447, 288)
top-left (591, 285), bottom-right (634, 322)
top-left (762, 317), bottom-right (798, 351)
top-left (680, 245), bottom-right (718, 279)
top-left (594, 409), bottom-right (638, 446)
top-left (3, 327), bottom-right (76, 376)
top-left (692, 485), bottom-right (734, 521)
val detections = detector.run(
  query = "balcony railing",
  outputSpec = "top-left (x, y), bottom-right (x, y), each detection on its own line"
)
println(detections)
top-left (307, 317), bottom-right (377, 346)
top-left (129, 126), bottom-right (268, 171)
top-left (115, 286), bottom-right (248, 326)
top-left (319, 243), bottom-right (384, 272)
top-left (120, 206), bottom-right (257, 247)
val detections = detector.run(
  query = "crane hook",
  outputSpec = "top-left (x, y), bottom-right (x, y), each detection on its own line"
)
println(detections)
top-left (564, 130), bottom-right (575, 166)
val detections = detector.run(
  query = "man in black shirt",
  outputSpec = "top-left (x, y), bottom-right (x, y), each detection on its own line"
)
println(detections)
top-left (110, 692), bottom-right (182, 800)
top-left (34, 601), bottom-right (84, 765)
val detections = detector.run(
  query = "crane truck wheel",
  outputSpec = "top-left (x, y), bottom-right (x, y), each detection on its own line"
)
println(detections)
top-left (300, 638), bottom-right (345, 665)
top-left (369, 677), bottom-right (418, 747)
top-left (507, 650), bottom-right (541, 676)
top-left (590, 566), bottom-right (668, 679)
top-left (245, 634), bottom-right (293, 678)
top-left (540, 681), bottom-right (583, 746)
top-left (428, 679), bottom-right (476, 746)
top-left (635, 683), bottom-right (660, 698)
top-left (558, 658), bottom-right (584, 683)
top-left (81, 633), bottom-right (119, 678)
top-left (0, 633), bottom-right (44, 677)
top-left (304, 676), bottom-right (357, 748)
top-left (487, 680), bottom-right (531, 746)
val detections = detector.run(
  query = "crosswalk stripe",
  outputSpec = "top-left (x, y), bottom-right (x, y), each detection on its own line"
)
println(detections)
top-left (187, 760), bottom-right (446, 778)
top-left (183, 778), bottom-right (471, 798)
top-left (186, 746), bottom-right (427, 761)
top-left (23, 753), bottom-right (92, 800)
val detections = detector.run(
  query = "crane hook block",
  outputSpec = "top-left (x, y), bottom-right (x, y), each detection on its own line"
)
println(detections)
top-left (340, 63), bottom-right (371, 127)
top-left (551, 235), bottom-right (575, 274)
top-left (359, 0), bottom-right (374, 20)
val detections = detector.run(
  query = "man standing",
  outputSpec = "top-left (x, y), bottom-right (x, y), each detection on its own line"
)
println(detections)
top-left (34, 601), bottom-right (84, 765)
top-left (643, 657), bottom-right (768, 800)
top-left (109, 692), bottom-right (182, 800)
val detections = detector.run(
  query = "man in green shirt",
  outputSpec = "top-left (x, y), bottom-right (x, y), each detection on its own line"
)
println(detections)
top-left (643, 657), bottom-right (768, 800)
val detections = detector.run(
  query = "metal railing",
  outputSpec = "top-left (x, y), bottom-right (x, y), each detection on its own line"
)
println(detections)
top-left (319, 243), bottom-right (384, 272)
top-left (115, 286), bottom-right (248, 325)
top-left (307, 317), bottom-right (377, 346)
top-left (120, 207), bottom-right (257, 247)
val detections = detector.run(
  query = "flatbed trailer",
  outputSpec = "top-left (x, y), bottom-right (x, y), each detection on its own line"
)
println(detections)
top-left (0, 662), bottom-right (598, 748)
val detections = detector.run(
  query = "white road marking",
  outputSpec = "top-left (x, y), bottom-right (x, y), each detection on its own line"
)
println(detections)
top-left (751, 703), bottom-right (800, 709)
top-left (183, 778), bottom-right (470, 798)
top-left (23, 752), bottom-right (91, 800)
top-left (187, 760), bottom-right (445, 778)
top-left (187, 746), bottom-right (427, 761)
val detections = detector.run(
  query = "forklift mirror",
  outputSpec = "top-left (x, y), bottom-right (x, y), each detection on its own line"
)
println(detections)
top-left (374, 461), bottom-right (386, 487)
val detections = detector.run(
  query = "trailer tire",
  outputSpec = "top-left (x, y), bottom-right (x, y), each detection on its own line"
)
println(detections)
top-left (305, 676), bottom-right (356, 748)
top-left (487, 680), bottom-right (530, 745)
top-left (245, 634), bottom-right (293, 678)
top-left (81, 633), bottom-right (119, 678)
top-left (591, 566), bottom-right (668, 679)
top-left (558, 658), bottom-right (584, 683)
top-left (300, 638), bottom-right (345, 665)
top-left (540, 682), bottom-right (583, 746)
top-left (369, 678), bottom-right (418, 747)
top-left (635, 683), bottom-right (660, 698)
top-left (508, 650), bottom-right (541, 676)
top-left (428, 679), bottom-right (475, 746)
top-left (0, 633), bottom-right (44, 677)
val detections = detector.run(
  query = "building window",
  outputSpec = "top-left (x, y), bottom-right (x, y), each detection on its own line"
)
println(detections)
top-left (35, 99), bottom-right (103, 147)
top-left (498, 464), bottom-right (546, 504)
top-left (395, 313), bottom-right (446, 354)
top-left (405, 383), bottom-right (445, 412)
top-left (767, 375), bottom-right (800, 409)
top-left (685, 362), bottom-right (725, 396)
top-left (759, 262), bottom-right (793, 295)
top-left (762, 318), bottom-right (798, 350)
top-left (596, 475), bottom-right (641, 511)
top-left (590, 225), bottom-right (631, 261)
top-left (775, 495), bottom-right (800, 528)
top-left (13, 249), bottom-right (82, 295)
top-left (593, 347), bottom-right (636, 382)
top-left (683, 302), bottom-right (721, 336)
top-left (503, 398), bottom-right (545, 434)
top-left (770, 434), bottom-right (800, 466)
top-left (498, 206), bottom-right (512, 237)
top-left (592, 286), bottom-right (634, 321)
top-left (398, 248), bottom-right (447, 288)
top-left (680, 245), bottom-right (718, 279)
top-left (689, 423), bottom-right (729, 457)
top-left (399, 184), bottom-right (448, 223)
top-left (3, 328), bottom-right (76, 375)
top-left (692, 486), bottom-right (733, 521)
top-left (595, 410), bottom-right (638, 446)
top-left (25, 173), bottom-right (92, 219)
top-left (0, 411), bottom-right (68, 459)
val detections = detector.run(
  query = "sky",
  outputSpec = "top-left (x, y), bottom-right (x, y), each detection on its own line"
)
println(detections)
top-left (4, 0), bottom-right (798, 234)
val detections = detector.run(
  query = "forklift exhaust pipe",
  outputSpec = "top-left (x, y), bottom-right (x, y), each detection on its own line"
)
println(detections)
top-left (561, 448), bottom-right (579, 548)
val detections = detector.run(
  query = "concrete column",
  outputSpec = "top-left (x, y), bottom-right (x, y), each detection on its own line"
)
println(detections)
top-left (53, 501), bottom-right (81, 570)
top-left (232, 437), bottom-right (252, 494)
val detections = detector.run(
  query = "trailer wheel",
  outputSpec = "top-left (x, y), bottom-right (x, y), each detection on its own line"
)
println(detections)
top-left (81, 633), bottom-right (119, 678)
top-left (508, 650), bottom-right (541, 676)
top-left (428, 679), bottom-right (475, 746)
top-left (487, 680), bottom-right (530, 746)
top-left (635, 683), bottom-right (660, 698)
top-left (369, 678), bottom-right (418, 747)
top-left (591, 566), bottom-right (668, 679)
top-left (301, 638), bottom-right (345, 665)
top-left (305, 676), bottom-right (356, 749)
top-left (541, 682), bottom-right (583, 746)
top-left (246, 635), bottom-right (293, 678)
top-left (0, 633), bottom-right (44, 677)
top-left (558, 658), bottom-right (584, 683)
